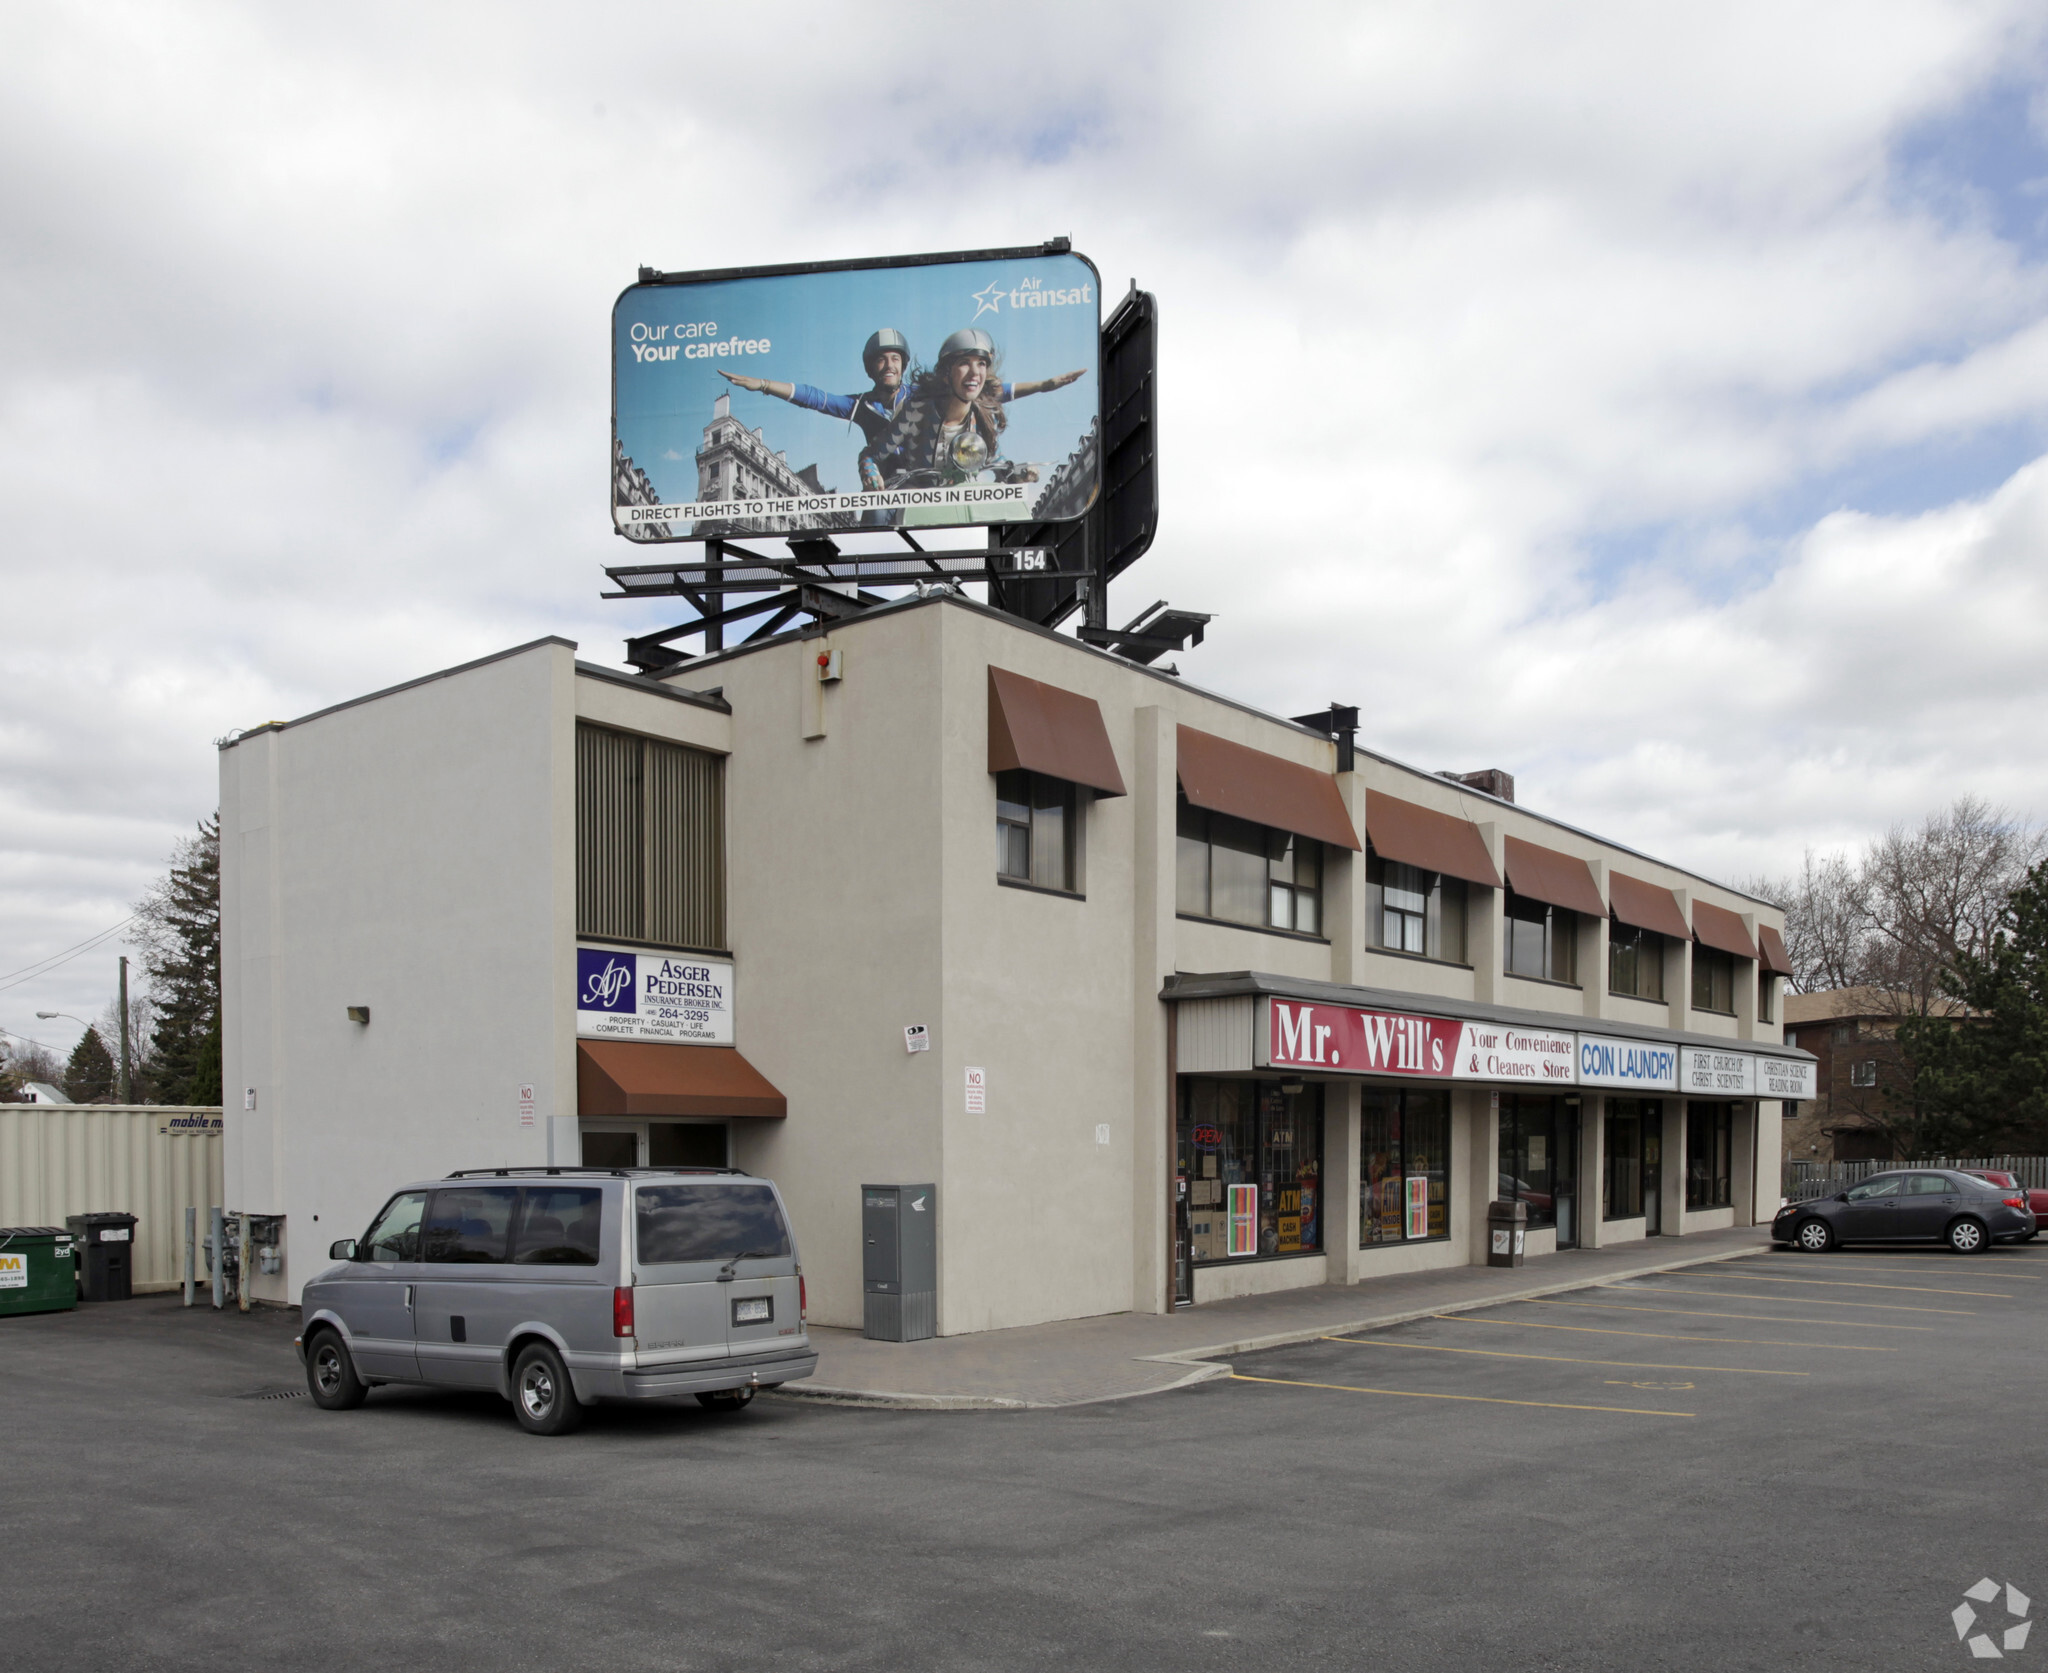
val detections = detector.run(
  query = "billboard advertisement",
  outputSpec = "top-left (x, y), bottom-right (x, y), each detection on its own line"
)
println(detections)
top-left (613, 247), bottom-right (1103, 540)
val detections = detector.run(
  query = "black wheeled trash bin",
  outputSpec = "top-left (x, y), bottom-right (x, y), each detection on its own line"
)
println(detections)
top-left (66, 1213), bottom-right (138, 1302)
top-left (0, 1228), bottom-right (80, 1317)
top-left (1486, 1198), bottom-right (1528, 1269)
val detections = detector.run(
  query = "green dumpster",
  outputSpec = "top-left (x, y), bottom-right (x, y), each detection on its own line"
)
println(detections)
top-left (0, 1227), bottom-right (79, 1317)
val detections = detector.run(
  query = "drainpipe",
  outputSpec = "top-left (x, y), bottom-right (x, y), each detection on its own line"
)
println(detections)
top-left (238, 1211), bottom-right (251, 1312)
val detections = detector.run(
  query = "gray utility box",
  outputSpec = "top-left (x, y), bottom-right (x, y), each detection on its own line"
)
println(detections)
top-left (862, 1183), bottom-right (936, 1342)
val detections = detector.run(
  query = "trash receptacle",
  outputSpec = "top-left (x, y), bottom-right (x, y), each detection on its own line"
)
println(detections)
top-left (0, 1227), bottom-right (79, 1317)
top-left (1486, 1198), bottom-right (1528, 1269)
top-left (66, 1213), bottom-right (138, 1302)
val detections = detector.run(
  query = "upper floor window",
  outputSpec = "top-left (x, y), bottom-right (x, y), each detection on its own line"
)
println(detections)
top-left (1609, 920), bottom-right (1665, 1001)
top-left (1691, 944), bottom-right (1735, 1013)
top-left (1177, 795), bottom-right (1322, 935)
top-left (1758, 972), bottom-right (1775, 1022)
top-left (1849, 1059), bottom-right (1877, 1088)
top-left (1504, 888), bottom-right (1578, 984)
top-left (996, 769), bottom-right (1080, 893)
top-left (1367, 851), bottom-right (1467, 962)
top-left (576, 721), bottom-right (726, 950)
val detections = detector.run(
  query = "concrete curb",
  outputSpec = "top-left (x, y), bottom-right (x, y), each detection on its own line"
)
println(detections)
top-left (772, 1239), bottom-right (1774, 1412)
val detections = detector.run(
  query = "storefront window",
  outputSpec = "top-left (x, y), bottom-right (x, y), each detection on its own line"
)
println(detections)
top-left (1367, 853), bottom-right (1467, 963)
top-left (1691, 944), bottom-right (1735, 1012)
top-left (1505, 890), bottom-right (1578, 984)
top-left (1360, 1088), bottom-right (1452, 1245)
top-left (1179, 1081), bottom-right (1324, 1263)
top-left (1604, 1101), bottom-right (1655, 1219)
top-left (1608, 921), bottom-right (1665, 1001)
top-left (1497, 1094), bottom-right (1576, 1235)
top-left (1686, 1103), bottom-right (1734, 1209)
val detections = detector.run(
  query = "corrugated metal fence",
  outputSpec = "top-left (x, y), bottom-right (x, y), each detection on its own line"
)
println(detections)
top-left (1784, 1154), bottom-right (2048, 1202)
top-left (0, 1106), bottom-right (224, 1292)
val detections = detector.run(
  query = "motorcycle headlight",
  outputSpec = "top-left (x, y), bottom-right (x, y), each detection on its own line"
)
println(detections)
top-left (950, 430), bottom-right (989, 473)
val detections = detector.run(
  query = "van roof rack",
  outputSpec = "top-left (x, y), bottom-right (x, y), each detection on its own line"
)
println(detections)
top-left (443, 1165), bottom-right (752, 1179)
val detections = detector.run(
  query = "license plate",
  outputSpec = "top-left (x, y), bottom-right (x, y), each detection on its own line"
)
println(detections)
top-left (732, 1296), bottom-right (772, 1326)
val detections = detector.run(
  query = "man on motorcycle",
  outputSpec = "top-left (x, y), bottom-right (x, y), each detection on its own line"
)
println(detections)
top-left (720, 328), bottom-right (917, 489)
top-left (864, 327), bottom-right (1087, 491)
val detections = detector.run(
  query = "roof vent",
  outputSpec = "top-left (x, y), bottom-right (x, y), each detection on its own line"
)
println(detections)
top-left (1438, 768), bottom-right (1515, 803)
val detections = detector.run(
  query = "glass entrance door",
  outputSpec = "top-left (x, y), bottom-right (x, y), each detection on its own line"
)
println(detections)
top-left (1554, 1106), bottom-right (1581, 1248)
top-left (1643, 1118), bottom-right (1663, 1235)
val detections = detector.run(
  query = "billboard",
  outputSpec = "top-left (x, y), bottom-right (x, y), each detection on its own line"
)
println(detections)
top-left (613, 246), bottom-right (1103, 541)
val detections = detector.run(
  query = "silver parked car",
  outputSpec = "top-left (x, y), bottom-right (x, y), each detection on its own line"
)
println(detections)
top-left (295, 1166), bottom-right (817, 1434)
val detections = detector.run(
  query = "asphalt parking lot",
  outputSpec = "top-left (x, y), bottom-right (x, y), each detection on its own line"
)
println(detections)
top-left (4, 1243), bottom-right (2045, 1672)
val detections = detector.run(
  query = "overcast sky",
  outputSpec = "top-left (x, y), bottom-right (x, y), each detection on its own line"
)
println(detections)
top-left (4, 2), bottom-right (2048, 1060)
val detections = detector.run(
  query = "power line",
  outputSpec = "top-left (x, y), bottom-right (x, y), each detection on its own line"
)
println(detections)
top-left (0, 917), bottom-right (137, 996)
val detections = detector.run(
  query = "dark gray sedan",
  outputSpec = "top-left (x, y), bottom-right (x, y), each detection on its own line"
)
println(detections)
top-left (1773, 1169), bottom-right (2036, 1254)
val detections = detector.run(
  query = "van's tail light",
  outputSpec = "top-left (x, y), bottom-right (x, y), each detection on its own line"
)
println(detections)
top-left (613, 1286), bottom-right (635, 1338)
top-left (799, 1274), bottom-right (807, 1321)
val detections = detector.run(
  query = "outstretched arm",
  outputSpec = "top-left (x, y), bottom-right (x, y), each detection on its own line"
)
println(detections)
top-left (719, 370), bottom-right (797, 401)
top-left (1007, 368), bottom-right (1088, 400)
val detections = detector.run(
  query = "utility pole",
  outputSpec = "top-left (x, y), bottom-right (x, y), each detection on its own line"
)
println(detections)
top-left (117, 955), bottom-right (132, 1104)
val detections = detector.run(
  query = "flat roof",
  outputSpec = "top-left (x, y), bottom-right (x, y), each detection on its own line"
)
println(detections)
top-left (663, 590), bottom-right (1780, 910)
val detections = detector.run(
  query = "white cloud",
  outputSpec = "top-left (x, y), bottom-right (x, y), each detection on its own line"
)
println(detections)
top-left (3, 1), bottom-right (2048, 1044)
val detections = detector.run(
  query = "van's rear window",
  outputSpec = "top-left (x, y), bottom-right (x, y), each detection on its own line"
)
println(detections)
top-left (636, 1184), bottom-right (792, 1265)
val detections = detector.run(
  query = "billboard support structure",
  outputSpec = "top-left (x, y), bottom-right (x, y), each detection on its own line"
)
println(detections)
top-left (607, 245), bottom-right (1199, 673)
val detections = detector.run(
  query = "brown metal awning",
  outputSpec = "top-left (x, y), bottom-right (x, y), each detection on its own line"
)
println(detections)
top-left (1693, 900), bottom-right (1758, 960)
top-left (988, 666), bottom-right (1127, 797)
top-left (1758, 923), bottom-right (1794, 977)
top-left (1608, 873), bottom-right (1691, 941)
top-left (577, 1040), bottom-right (786, 1118)
top-left (1363, 791), bottom-right (1500, 888)
top-left (1176, 726), bottom-right (1360, 850)
top-left (1502, 835), bottom-right (1605, 918)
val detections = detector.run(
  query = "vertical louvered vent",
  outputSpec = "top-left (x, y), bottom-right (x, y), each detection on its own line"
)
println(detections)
top-left (576, 721), bottom-right (725, 950)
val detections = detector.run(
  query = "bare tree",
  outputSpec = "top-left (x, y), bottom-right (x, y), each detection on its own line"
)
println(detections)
top-left (1742, 849), bottom-right (1869, 994)
top-left (1860, 796), bottom-right (2043, 1015)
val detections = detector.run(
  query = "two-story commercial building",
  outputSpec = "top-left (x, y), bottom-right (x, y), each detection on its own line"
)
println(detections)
top-left (219, 591), bottom-right (1812, 1329)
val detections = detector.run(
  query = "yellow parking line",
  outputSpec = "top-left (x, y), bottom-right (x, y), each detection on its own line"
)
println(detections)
top-left (1793, 1259), bottom-right (2047, 1281)
top-left (1231, 1371), bottom-right (1693, 1417)
top-left (1605, 1284), bottom-right (1971, 1316)
top-left (1318, 1336), bottom-right (1809, 1376)
top-left (1440, 1314), bottom-right (1894, 1351)
top-left (1659, 1272), bottom-right (2008, 1300)
top-left (1533, 1298), bottom-right (1934, 1332)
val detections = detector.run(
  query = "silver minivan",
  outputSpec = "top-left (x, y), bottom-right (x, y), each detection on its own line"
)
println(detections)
top-left (296, 1166), bottom-right (816, 1434)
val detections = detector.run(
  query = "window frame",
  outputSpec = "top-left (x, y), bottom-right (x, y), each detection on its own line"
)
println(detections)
top-left (1179, 1080), bottom-right (1326, 1265)
top-left (1504, 887), bottom-right (1579, 986)
top-left (995, 768), bottom-right (1083, 896)
top-left (1365, 849), bottom-right (1469, 965)
top-left (1690, 943), bottom-right (1737, 1014)
top-left (1176, 795), bottom-right (1327, 940)
top-left (1608, 919), bottom-right (1666, 1002)
top-left (575, 721), bottom-right (727, 954)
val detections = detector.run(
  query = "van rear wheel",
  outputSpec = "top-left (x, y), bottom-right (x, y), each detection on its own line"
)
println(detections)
top-left (696, 1387), bottom-right (755, 1411)
top-left (512, 1343), bottom-right (583, 1435)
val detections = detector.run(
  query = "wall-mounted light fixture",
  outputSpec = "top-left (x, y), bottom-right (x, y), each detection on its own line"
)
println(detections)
top-left (346, 1006), bottom-right (371, 1025)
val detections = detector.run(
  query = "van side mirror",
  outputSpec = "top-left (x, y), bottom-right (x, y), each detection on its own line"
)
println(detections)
top-left (329, 1238), bottom-right (358, 1261)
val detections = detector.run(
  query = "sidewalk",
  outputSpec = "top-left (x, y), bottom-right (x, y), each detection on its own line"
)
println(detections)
top-left (779, 1224), bottom-right (1774, 1409)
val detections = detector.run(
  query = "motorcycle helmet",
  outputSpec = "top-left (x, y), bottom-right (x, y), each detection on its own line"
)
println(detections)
top-left (937, 328), bottom-right (996, 365)
top-left (863, 329), bottom-right (911, 378)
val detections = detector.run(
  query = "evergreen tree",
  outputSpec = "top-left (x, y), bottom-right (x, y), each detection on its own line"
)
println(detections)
top-left (65, 1027), bottom-right (116, 1103)
top-left (133, 815), bottom-right (221, 1106)
top-left (1898, 858), bottom-right (2048, 1153)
